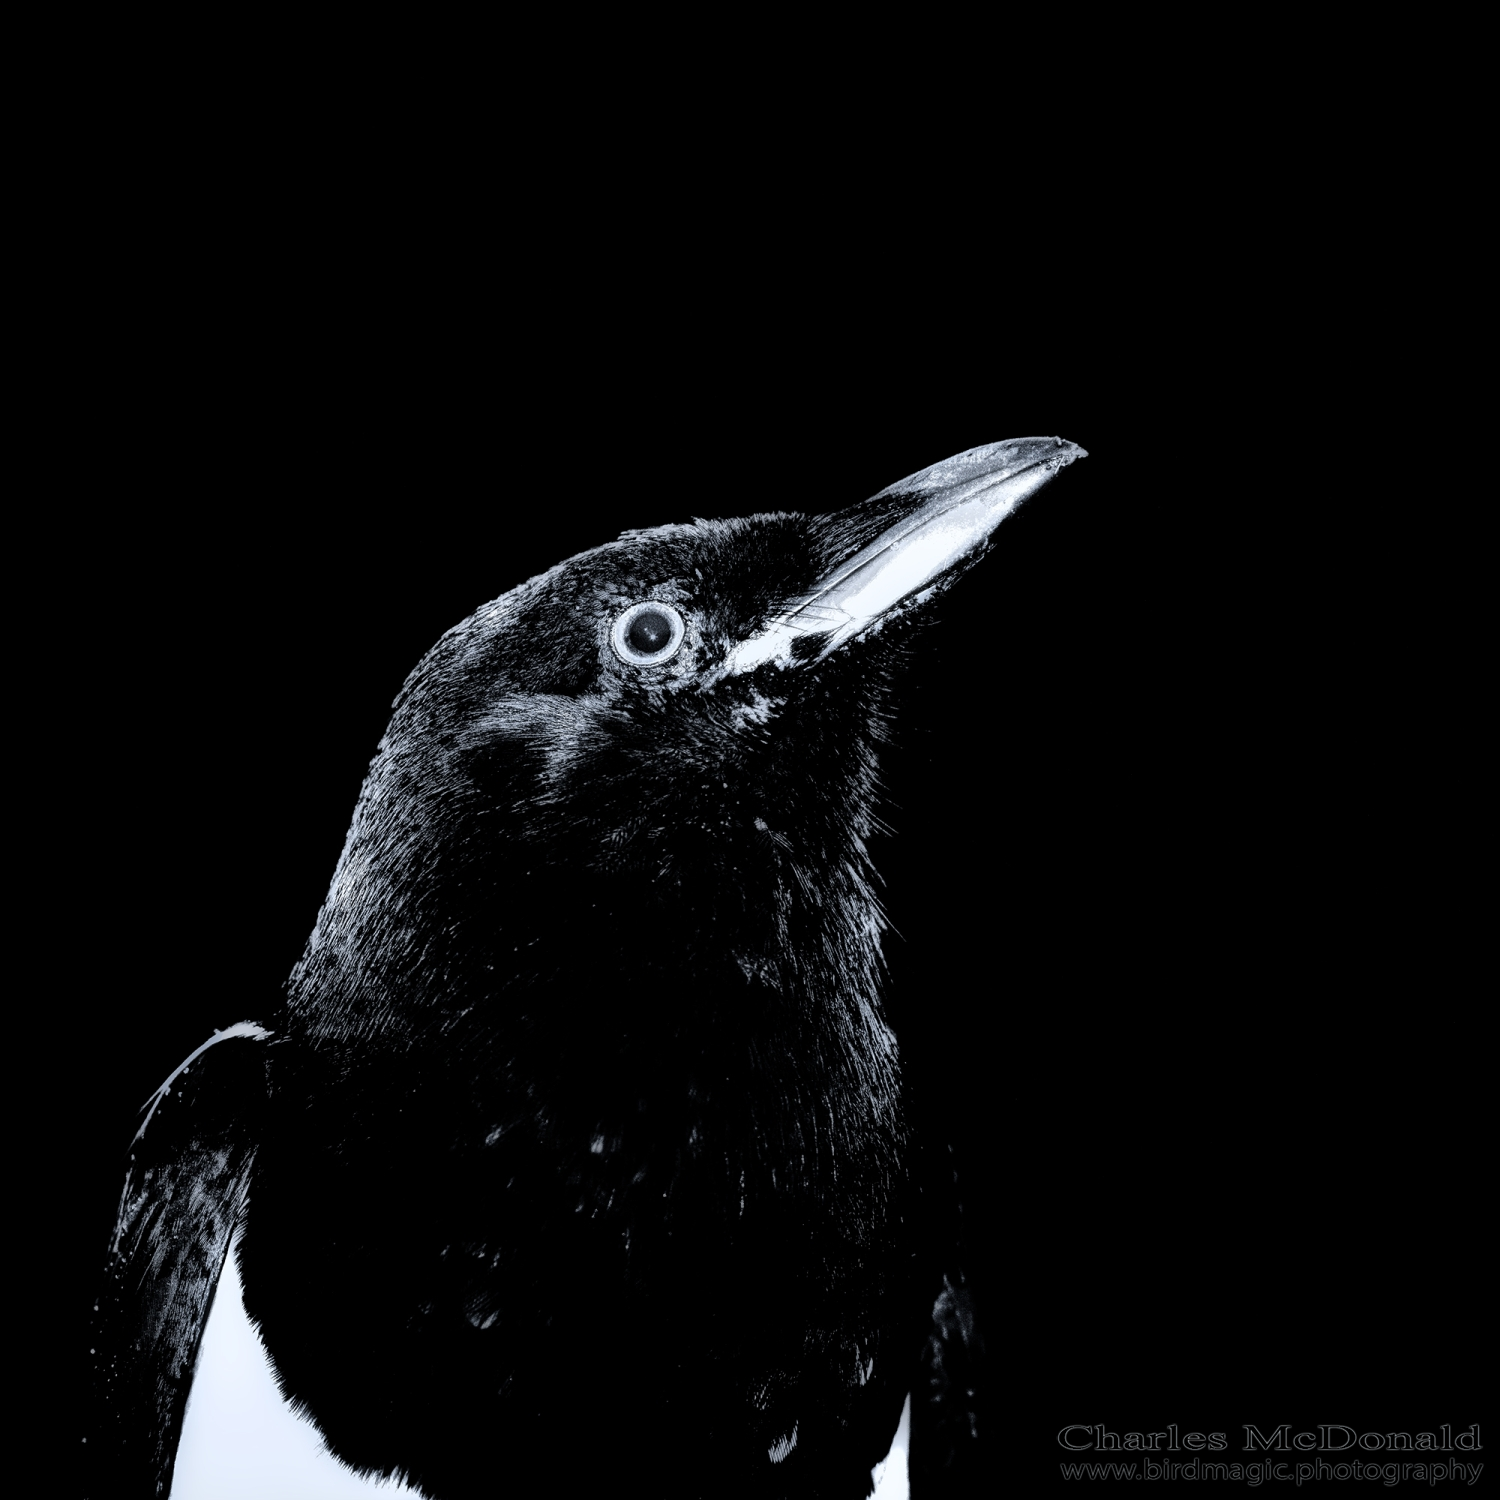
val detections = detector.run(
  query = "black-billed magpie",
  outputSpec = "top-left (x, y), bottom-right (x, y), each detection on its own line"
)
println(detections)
top-left (89, 436), bottom-right (1085, 1498)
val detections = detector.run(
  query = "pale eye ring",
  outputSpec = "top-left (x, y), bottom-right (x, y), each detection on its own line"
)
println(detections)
top-left (611, 601), bottom-right (685, 666)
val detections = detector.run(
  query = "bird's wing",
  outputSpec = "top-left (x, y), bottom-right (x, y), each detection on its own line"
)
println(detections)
top-left (88, 1022), bottom-right (272, 1499)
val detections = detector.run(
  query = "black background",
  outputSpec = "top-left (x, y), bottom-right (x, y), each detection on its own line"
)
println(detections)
top-left (58, 96), bottom-right (1482, 1492)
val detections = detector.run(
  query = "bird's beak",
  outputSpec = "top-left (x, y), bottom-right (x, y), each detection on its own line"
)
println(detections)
top-left (720, 436), bottom-right (1086, 677)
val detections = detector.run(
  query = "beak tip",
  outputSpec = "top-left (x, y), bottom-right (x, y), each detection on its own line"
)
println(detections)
top-left (874, 435), bottom-right (1087, 501)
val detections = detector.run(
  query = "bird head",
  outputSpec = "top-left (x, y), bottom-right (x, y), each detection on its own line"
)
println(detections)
top-left (289, 438), bottom-right (1085, 1065)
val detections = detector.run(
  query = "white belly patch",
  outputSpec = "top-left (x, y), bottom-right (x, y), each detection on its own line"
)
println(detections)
top-left (174, 1245), bottom-right (910, 1499)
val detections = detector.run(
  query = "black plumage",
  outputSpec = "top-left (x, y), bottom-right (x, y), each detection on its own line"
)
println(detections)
top-left (89, 437), bottom-right (1084, 1498)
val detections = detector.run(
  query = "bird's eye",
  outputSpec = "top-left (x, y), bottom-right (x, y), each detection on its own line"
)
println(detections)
top-left (611, 601), bottom-right (685, 666)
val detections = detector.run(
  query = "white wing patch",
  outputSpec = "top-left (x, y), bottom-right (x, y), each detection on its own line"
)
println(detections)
top-left (172, 1243), bottom-right (426, 1498)
top-left (869, 1393), bottom-right (911, 1500)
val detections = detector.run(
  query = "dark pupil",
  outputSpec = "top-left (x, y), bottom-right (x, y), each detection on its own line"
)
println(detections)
top-left (627, 610), bottom-right (672, 655)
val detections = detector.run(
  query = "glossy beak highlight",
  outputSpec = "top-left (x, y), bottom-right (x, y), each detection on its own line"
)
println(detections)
top-left (722, 436), bottom-right (1085, 675)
